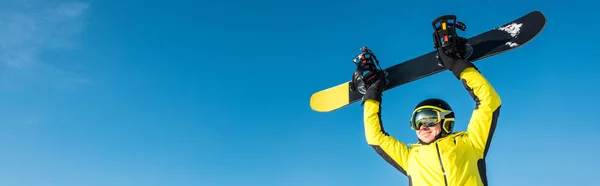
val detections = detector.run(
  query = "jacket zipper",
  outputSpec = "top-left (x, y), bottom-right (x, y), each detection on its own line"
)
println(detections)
top-left (435, 143), bottom-right (448, 186)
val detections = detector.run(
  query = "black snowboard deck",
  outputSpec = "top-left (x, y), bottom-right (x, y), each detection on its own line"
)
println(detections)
top-left (310, 10), bottom-right (546, 112)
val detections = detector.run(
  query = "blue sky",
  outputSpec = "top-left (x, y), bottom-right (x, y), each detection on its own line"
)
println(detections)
top-left (0, 0), bottom-right (598, 185)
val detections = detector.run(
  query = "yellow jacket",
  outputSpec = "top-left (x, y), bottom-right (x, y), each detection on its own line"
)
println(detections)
top-left (363, 67), bottom-right (501, 186)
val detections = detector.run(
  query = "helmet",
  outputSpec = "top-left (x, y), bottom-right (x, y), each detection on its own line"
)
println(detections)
top-left (410, 98), bottom-right (455, 134)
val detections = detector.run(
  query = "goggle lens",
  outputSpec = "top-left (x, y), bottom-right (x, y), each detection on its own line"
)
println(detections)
top-left (412, 109), bottom-right (440, 129)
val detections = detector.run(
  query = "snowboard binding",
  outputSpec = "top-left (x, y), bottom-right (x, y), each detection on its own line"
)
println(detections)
top-left (352, 46), bottom-right (381, 69)
top-left (432, 15), bottom-right (473, 63)
top-left (350, 46), bottom-right (386, 94)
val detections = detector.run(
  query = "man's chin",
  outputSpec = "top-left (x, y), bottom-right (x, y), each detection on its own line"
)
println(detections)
top-left (418, 134), bottom-right (434, 141)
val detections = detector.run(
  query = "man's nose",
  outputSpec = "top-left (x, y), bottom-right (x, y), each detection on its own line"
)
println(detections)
top-left (419, 125), bottom-right (428, 130)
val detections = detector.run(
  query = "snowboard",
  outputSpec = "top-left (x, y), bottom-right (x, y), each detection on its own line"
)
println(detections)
top-left (310, 10), bottom-right (546, 112)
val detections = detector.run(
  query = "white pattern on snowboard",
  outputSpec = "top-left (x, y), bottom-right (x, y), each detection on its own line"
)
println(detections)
top-left (496, 22), bottom-right (523, 48)
top-left (497, 23), bottom-right (522, 38)
top-left (505, 42), bottom-right (519, 47)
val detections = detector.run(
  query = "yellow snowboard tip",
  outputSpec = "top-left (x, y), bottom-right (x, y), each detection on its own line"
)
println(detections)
top-left (310, 82), bottom-right (351, 112)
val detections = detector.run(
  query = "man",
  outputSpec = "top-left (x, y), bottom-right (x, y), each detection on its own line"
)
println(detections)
top-left (360, 44), bottom-right (502, 185)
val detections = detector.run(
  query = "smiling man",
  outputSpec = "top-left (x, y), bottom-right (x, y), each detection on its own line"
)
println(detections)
top-left (358, 44), bottom-right (502, 186)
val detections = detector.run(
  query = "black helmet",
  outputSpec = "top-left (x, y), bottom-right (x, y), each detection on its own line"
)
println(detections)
top-left (410, 98), bottom-right (455, 134)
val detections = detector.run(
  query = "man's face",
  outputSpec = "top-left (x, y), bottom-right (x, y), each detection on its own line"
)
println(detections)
top-left (416, 122), bottom-right (442, 143)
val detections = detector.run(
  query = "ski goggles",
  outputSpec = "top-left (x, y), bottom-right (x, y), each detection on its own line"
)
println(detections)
top-left (410, 106), bottom-right (454, 130)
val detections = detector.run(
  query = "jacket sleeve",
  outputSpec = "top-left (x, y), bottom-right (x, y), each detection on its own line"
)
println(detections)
top-left (363, 99), bottom-right (411, 176)
top-left (460, 67), bottom-right (502, 158)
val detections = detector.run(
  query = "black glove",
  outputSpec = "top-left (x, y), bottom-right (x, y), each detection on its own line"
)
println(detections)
top-left (361, 70), bottom-right (386, 105)
top-left (436, 47), bottom-right (476, 79)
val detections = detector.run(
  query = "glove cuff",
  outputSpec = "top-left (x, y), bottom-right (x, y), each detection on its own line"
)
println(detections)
top-left (451, 59), bottom-right (476, 79)
top-left (362, 90), bottom-right (382, 106)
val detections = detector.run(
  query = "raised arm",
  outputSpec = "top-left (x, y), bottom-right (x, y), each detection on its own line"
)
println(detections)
top-left (363, 99), bottom-right (411, 176)
top-left (459, 67), bottom-right (502, 158)
top-left (357, 69), bottom-right (413, 177)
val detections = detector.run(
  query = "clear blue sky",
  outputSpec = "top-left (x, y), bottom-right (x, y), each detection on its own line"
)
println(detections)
top-left (0, 0), bottom-right (598, 185)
